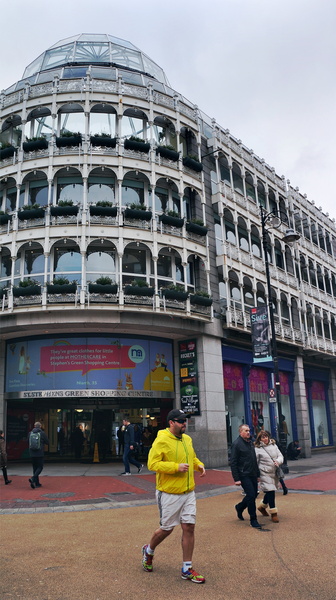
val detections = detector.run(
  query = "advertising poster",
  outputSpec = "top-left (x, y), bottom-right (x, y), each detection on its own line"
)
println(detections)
top-left (5, 336), bottom-right (174, 398)
top-left (179, 339), bottom-right (200, 416)
top-left (250, 306), bottom-right (271, 363)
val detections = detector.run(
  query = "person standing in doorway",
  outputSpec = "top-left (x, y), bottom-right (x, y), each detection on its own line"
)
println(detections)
top-left (142, 409), bottom-right (206, 584)
top-left (120, 416), bottom-right (143, 475)
top-left (230, 423), bottom-right (261, 528)
top-left (27, 421), bottom-right (49, 489)
top-left (0, 430), bottom-right (12, 485)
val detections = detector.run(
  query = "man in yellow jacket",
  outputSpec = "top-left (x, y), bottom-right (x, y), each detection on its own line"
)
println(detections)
top-left (142, 409), bottom-right (206, 584)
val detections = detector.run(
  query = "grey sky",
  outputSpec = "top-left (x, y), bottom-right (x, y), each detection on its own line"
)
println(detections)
top-left (2, 0), bottom-right (335, 217)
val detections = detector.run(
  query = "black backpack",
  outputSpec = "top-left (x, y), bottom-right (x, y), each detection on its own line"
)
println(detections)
top-left (29, 431), bottom-right (41, 450)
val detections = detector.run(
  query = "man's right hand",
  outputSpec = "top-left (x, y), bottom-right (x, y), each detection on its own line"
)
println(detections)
top-left (235, 481), bottom-right (241, 486)
top-left (178, 463), bottom-right (189, 472)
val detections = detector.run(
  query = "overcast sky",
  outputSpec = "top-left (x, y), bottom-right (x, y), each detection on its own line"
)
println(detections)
top-left (2, 0), bottom-right (335, 218)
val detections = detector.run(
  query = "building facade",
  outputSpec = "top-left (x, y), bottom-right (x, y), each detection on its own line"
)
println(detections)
top-left (0, 34), bottom-right (335, 466)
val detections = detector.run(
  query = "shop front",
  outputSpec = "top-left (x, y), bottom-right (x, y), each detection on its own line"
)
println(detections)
top-left (4, 334), bottom-right (174, 461)
top-left (305, 368), bottom-right (333, 448)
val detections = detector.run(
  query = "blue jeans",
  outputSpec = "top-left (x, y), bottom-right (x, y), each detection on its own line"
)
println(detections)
top-left (237, 476), bottom-right (258, 520)
top-left (123, 444), bottom-right (142, 473)
top-left (31, 457), bottom-right (44, 484)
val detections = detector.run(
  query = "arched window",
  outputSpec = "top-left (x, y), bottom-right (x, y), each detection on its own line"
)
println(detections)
top-left (14, 243), bottom-right (44, 285)
top-left (271, 288), bottom-right (278, 319)
top-left (324, 269), bottom-right (331, 295)
top-left (243, 276), bottom-right (254, 309)
top-left (0, 248), bottom-right (12, 288)
top-left (86, 241), bottom-right (116, 282)
top-left (219, 280), bottom-right (227, 309)
top-left (224, 209), bottom-right (236, 244)
top-left (232, 162), bottom-right (244, 194)
top-left (311, 220), bottom-right (318, 245)
top-left (291, 298), bottom-right (300, 329)
top-left (229, 270), bottom-right (241, 308)
top-left (155, 249), bottom-right (183, 288)
top-left (238, 217), bottom-right (249, 252)
top-left (306, 304), bottom-right (314, 334)
top-left (274, 240), bottom-right (284, 269)
top-left (280, 293), bottom-right (290, 324)
top-left (331, 317), bottom-right (336, 342)
top-left (153, 116), bottom-right (176, 148)
top-left (123, 108), bottom-right (148, 139)
top-left (90, 104), bottom-right (116, 137)
top-left (315, 309), bottom-right (323, 337)
top-left (284, 245), bottom-right (294, 275)
top-left (245, 172), bottom-right (255, 201)
top-left (218, 153), bottom-right (230, 183)
top-left (264, 233), bottom-right (273, 264)
top-left (279, 196), bottom-right (289, 225)
top-left (317, 264), bottom-right (325, 291)
top-left (122, 243), bottom-right (150, 285)
top-left (25, 107), bottom-right (52, 141)
top-left (300, 255), bottom-right (309, 282)
top-left (325, 232), bottom-right (332, 255)
top-left (251, 225), bottom-right (261, 258)
top-left (256, 282), bottom-right (266, 306)
top-left (318, 226), bottom-right (325, 251)
top-left (58, 103), bottom-right (85, 135)
top-left (257, 181), bottom-right (266, 208)
top-left (88, 170), bottom-right (115, 205)
top-left (308, 259), bottom-right (317, 287)
top-left (268, 188), bottom-right (277, 214)
top-left (215, 223), bottom-right (223, 255)
top-left (323, 312), bottom-right (330, 339)
top-left (51, 241), bottom-right (81, 283)
top-left (55, 169), bottom-right (83, 205)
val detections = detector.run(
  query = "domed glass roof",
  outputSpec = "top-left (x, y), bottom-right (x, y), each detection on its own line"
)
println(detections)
top-left (22, 33), bottom-right (169, 85)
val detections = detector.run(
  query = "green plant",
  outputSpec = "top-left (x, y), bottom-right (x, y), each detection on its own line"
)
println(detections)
top-left (187, 153), bottom-right (200, 161)
top-left (193, 289), bottom-right (211, 298)
top-left (94, 276), bottom-right (115, 285)
top-left (128, 136), bottom-right (146, 143)
top-left (51, 277), bottom-right (70, 285)
top-left (93, 132), bottom-right (112, 138)
top-left (191, 218), bottom-right (204, 226)
top-left (163, 283), bottom-right (185, 291)
top-left (21, 204), bottom-right (41, 211)
top-left (129, 203), bottom-right (147, 211)
top-left (159, 143), bottom-right (176, 151)
top-left (18, 279), bottom-right (39, 288)
top-left (0, 142), bottom-right (14, 149)
top-left (25, 136), bottom-right (46, 142)
top-left (96, 201), bottom-right (113, 207)
top-left (59, 131), bottom-right (81, 137)
top-left (130, 279), bottom-right (149, 288)
top-left (0, 210), bottom-right (7, 215)
top-left (167, 210), bottom-right (179, 218)
top-left (57, 200), bottom-right (74, 207)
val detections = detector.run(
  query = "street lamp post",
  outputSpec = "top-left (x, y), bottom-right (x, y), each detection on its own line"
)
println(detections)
top-left (260, 206), bottom-right (300, 472)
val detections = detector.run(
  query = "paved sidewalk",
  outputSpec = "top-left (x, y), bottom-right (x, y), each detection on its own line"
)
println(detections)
top-left (1, 452), bottom-right (335, 514)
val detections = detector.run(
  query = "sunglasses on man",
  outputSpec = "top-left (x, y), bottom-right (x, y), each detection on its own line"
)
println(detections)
top-left (173, 418), bottom-right (187, 424)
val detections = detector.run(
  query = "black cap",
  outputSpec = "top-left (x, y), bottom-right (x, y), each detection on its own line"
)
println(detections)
top-left (167, 409), bottom-right (190, 423)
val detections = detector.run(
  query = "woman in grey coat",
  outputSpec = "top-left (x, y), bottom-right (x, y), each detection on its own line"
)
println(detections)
top-left (255, 430), bottom-right (283, 523)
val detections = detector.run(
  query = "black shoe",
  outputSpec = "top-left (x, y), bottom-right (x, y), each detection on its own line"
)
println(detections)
top-left (250, 519), bottom-right (262, 529)
top-left (35, 483), bottom-right (42, 487)
top-left (120, 472), bottom-right (131, 476)
top-left (5, 480), bottom-right (12, 485)
top-left (235, 504), bottom-right (244, 521)
top-left (282, 486), bottom-right (288, 495)
top-left (29, 478), bottom-right (35, 489)
top-left (138, 465), bottom-right (144, 474)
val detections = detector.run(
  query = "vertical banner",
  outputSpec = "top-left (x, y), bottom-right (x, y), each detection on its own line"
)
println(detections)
top-left (250, 306), bottom-right (272, 363)
top-left (179, 339), bottom-right (200, 416)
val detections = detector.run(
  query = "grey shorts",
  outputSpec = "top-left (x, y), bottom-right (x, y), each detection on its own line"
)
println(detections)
top-left (156, 490), bottom-right (196, 530)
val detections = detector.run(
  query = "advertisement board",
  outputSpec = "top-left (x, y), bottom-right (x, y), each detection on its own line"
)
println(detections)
top-left (5, 336), bottom-right (174, 398)
top-left (179, 339), bottom-right (200, 416)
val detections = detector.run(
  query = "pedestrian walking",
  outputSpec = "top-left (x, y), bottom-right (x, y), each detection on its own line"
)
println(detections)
top-left (27, 421), bottom-right (49, 489)
top-left (119, 416), bottom-right (143, 475)
top-left (255, 430), bottom-right (284, 523)
top-left (142, 409), bottom-right (206, 584)
top-left (0, 430), bottom-right (11, 485)
top-left (230, 423), bottom-right (261, 528)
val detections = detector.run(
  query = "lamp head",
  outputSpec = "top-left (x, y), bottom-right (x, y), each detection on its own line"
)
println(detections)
top-left (282, 228), bottom-right (301, 244)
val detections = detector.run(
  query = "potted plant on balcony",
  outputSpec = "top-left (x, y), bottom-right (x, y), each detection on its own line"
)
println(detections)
top-left (124, 279), bottom-right (155, 296)
top-left (186, 218), bottom-right (208, 236)
top-left (13, 279), bottom-right (41, 297)
top-left (90, 133), bottom-right (117, 148)
top-left (161, 283), bottom-right (188, 301)
top-left (88, 276), bottom-right (118, 294)
top-left (47, 277), bottom-right (77, 294)
top-left (18, 204), bottom-right (45, 220)
top-left (124, 136), bottom-right (150, 153)
top-left (190, 290), bottom-right (213, 306)
top-left (159, 210), bottom-right (184, 228)
top-left (50, 200), bottom-right (79, 217)
top-left (124, 203), bottom-right (152, 221)
top-left (23, 136), bottom-right (48, 152)
top-left (0, 143), bottom-right (16, 160)
top-left (156, 144), bottom-right (179, 162)
top-left (182, 154), bottom-right (203, 172)
top-left (56, 131), bottom-right (82, 147)
top-left (0, 211), bottom-right (12, 225)
top-left (89, 201), bottom-right (118, 217)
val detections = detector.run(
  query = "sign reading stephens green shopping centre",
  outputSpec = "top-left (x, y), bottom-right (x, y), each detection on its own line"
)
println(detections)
top-left (5, 335), bottom-right (175, 399)
top-left (179, 339), bottom-right (200, 416)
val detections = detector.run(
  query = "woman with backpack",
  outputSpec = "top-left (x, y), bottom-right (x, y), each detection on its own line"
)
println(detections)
top-left (28, 421), bottom-right (49, 489)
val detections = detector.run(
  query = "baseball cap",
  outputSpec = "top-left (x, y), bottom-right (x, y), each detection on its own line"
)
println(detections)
top-left (167, 409), bottom-right (190, 423)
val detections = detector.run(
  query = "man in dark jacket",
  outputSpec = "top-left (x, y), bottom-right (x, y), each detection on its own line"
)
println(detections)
top-left (28, 421), bottom-right (49, 489)
top-left (120, 416), bottom-right (143, 475)
top-left (230, 423), bottom-right (261, 528)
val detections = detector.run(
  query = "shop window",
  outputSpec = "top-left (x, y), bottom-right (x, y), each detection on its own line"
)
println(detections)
top-left (223, 362), bottom-right (245, 445)
top-left (249, 367), bottom-right (271, 437)
top-left (307, 381), bottom-right (330, 446)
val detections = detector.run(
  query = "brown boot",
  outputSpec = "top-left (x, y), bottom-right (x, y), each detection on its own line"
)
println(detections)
top-left (270, 509), bottom-right (279, 523)
top-left (258, 503), bottom-right (269, 517)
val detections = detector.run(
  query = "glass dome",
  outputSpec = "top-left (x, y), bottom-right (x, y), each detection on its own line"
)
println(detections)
top-left (22, 33), bottom-right (169, 85)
